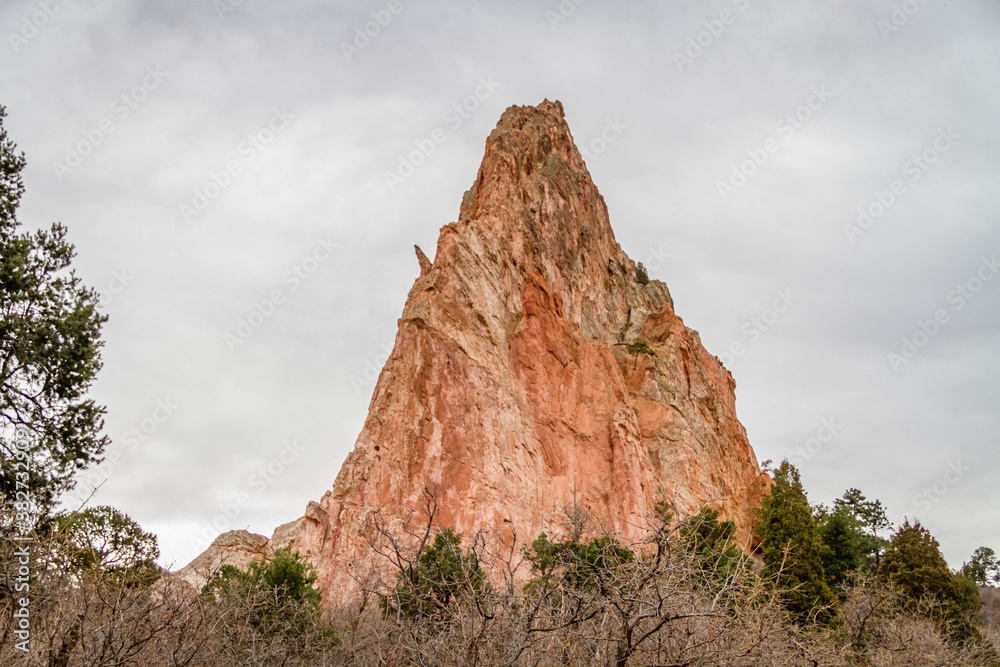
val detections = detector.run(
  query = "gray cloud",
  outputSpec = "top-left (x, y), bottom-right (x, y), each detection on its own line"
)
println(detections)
top-left (2, 0), bottom-right (997, 568)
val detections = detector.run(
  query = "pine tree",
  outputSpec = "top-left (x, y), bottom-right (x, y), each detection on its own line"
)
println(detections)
top-left (816, 504), bottom-right (865, 592)
top-left (754, 461), bottom-right (839, 625)
top-left (0, 106), bottom-right (109, 521)
top-left (834, 487), bottom-right (891, 565)
top-left (963, 547), bottom-right (1000, 587)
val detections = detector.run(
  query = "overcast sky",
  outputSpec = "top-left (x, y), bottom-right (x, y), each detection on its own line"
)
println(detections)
top-left (2, 0), bottom-right (997, 569)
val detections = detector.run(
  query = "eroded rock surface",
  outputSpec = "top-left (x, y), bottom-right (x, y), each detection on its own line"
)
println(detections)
top-left (182, 100), bottom-right (770, 604)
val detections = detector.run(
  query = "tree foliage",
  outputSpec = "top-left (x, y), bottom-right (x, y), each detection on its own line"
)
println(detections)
top-left (878, 521), bottom-right (988, 647)
top-left (813, 488), bottom-right (893, 599)
top-left (755, 460), bottom-right (839, 625)
top-left (204, 548), bottom-right (337, 651)
top-left (524, 532), bottom-right (634, 594)
top-left (381, 527), bottom-right (486, 620)
top-left (623, 340), bottom-right (656, 370)
top-left (0, 106), bottom-right (108, 519)
top-left (634, 262), bottom-right (649, 285)
top-left (834, 487), bottom-right (891, 563)
top-left (816, 504), bottom-right (865, 592)
top-left (55, 505), bottom-right (160, 584)
top-left (964, 547), bottom-right (1000, 587)
top-left (680, 507), bottom-right (748, 593)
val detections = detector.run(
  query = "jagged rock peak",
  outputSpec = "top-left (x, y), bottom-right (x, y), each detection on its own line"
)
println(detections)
top-left (181, 100), bottom-right (769, 609)
top-left (425, 99), bottom-right (672, 346)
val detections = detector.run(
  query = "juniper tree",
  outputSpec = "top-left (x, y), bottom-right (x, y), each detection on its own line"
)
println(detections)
top-left (879, 522), bottom-right (989, 647)
top-left (754, 461), bottom-right (839, 625)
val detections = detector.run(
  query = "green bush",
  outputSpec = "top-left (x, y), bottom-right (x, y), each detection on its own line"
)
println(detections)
top-left (381, 527), bottom-right (486, 621)
top-left (204, 548), bottom-right (337, 650)
top-left (524, 532), bottom-right (634, 594)
top-left (681, 507), bottom-right (749, 594)
top-left (635, 262), bottom-right (649, 285)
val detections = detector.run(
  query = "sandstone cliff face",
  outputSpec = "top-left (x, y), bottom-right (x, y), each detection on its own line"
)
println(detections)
top-left (183, 100), bottom-right (769, 600)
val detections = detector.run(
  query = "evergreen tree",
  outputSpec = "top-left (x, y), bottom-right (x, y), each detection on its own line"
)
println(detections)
top-left (382, 527), bottom-right (486, 620)
top-left (524, 532), bottom-right (634, 594)
top-left (963, 547), bottom-right (1000, 587)
top-left (205, 548), bottom-right (336, 645)
top-left (0, 106), bottom-right (108, 520)
top-left (55, 505), bottom-right (160, 585)
top-left (878, 522), bottom-right (987, 646)
top-left (754, 461), bottom-right (839, 625)
top-left (834, 488), bottom-right (891, 565)
top-left (816, 504), bottom-right (865, 593)
top-left (680, 507), bottom-right (748, 593)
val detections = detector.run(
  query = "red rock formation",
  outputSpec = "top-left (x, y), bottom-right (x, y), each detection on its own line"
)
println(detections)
top-left (181, 100), bottom-right (770, 601)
